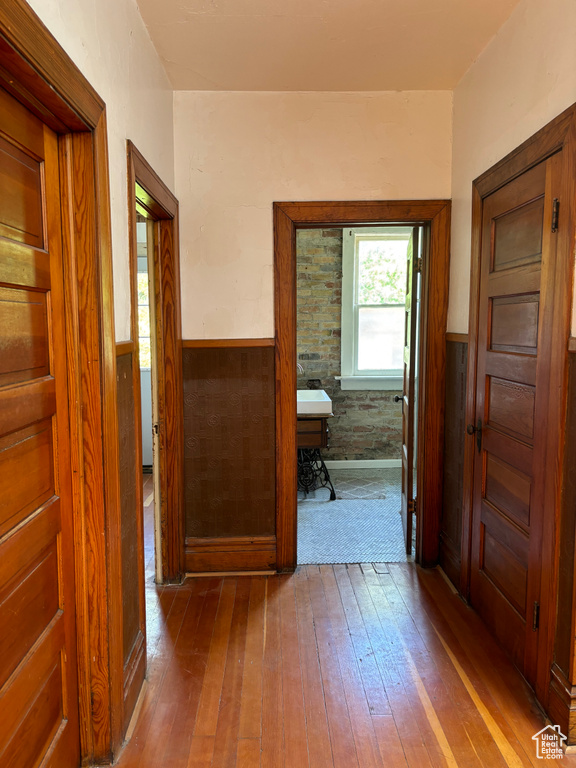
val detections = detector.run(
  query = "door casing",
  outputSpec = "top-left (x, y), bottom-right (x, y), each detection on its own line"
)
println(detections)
top-left (273, 200), bottom-right (451, 571)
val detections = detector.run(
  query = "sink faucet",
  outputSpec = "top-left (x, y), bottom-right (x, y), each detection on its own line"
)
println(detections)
top-left (297, 362), bottom-right (304, 374)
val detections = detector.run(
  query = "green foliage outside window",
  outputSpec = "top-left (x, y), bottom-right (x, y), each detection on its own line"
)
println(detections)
top-left (357, 240), bottom-right (407, 305)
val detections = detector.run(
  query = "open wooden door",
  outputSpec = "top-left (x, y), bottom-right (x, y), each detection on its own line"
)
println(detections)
top-left (0, 88), bottom-right (80, 766)
top-left (400, 228), bottom-right (420, 554)
top-left (469, 156), bottom-right (559, 688)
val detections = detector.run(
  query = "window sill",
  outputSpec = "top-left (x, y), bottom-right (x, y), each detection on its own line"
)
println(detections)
top-left (336, 375), bottom-right (403, 391)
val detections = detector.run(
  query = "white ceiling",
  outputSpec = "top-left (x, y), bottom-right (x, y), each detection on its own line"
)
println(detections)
top-left (136, 0), bottom-right (521, 91)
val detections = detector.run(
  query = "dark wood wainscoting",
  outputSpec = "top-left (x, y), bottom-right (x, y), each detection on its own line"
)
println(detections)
top-left (440, 334), bottom-right (468, 589)
top-left (549, 350), bottom-right (576, 741)
top-left (182, 341), bottom-right (276, 572)
top-left (115, 343), bottom-right (146, 733)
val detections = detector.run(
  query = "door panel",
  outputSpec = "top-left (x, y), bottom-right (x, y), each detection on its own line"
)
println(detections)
top-left (0, 87), bottom-right (80, 767)
top-left (470, 159), bottom-right (552, 684)
top-left (400, 228), bottom-right (419, 554)
top-left (0, 134), bottom-right (44, 248)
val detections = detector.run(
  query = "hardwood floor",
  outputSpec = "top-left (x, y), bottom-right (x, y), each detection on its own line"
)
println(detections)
top-left (113, 477), bottom-right (575, 767)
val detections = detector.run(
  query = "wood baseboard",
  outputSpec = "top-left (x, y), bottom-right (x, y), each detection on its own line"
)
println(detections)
top-left (439, 532), bottom-right (461, 593)
top-left (548, 663), bottom-right (576, 743)
top-left (185, 535), bottom-right (276, 572)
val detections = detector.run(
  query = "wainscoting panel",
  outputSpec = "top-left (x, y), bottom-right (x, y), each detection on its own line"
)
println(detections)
top-left (440, 338), bottom-right (468, 588)
top-left (115, 347), bottom-right (146, 724)
top-left (182, 344), bottom-right (276, 571)
top-left (549, 351), bottom-right (576, 740)
top-left (117, 353), bottom-right (140, 661)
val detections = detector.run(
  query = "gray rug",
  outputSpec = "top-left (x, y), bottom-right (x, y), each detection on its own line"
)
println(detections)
top-left (297, 467), bottom-right (402, 502)
top-left (297, 496), bottom-right (408, 565)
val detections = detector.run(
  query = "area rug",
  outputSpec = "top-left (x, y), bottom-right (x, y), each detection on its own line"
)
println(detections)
top-left (297, 467), bottom-right (402, 502)
top-left (297, 496), bottom-right (407, 565)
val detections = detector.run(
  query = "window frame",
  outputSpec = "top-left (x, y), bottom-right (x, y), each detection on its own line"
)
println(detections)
top-left (340, 226), bottom-right (412, 390)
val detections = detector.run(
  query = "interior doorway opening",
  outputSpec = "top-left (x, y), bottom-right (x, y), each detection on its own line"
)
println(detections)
top-left (127, 141), bottom-right (184, 588)
top-left (295, 224), bottom-right (424, 565)
top-left (274, 200), bottom-right (451, 572)
top-left (135, 213), bottom-right (162, 583)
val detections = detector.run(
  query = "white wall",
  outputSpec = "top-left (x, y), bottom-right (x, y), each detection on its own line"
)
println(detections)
top-left (450, 0), bottom-right (576, 333)
top-left (26, 0), bottom-right (175, 340)
top-left (174, 90), bottom-right (453, 339)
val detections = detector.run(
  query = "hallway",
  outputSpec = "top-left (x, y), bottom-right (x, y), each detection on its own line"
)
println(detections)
top-left (111, 548), bottom-right (572, 767)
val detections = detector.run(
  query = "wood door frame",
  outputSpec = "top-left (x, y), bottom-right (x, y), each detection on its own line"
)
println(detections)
top-left (127, 140), bottom-right (184, 584)
top-left (462, 104), bottom-right (576, 707)
top-left (274, 200), bottom-right (451, 571)
top-left (0, 0), bottom-right (126, 761)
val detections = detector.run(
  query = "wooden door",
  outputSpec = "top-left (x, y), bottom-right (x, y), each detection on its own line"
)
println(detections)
top-left (0, 88), bottom-right (80, 766)
top-left (400, 228), bottom-right (419, 554)
top-left (470, 158), bottom-right (556, 685)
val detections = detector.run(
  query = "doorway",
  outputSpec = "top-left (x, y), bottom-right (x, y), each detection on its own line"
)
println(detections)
top-left (274, 200), bottom-right (451, 572)
top-left (295, 225), bottom-right (423, 564)
top-left (127, 141), bottom-right (184, 587)
top-left (135, 213), bottom-right (162, 583)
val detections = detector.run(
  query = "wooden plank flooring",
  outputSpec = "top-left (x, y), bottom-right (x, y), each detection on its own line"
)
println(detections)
top-left (114, 477), bottom-right (575, 767)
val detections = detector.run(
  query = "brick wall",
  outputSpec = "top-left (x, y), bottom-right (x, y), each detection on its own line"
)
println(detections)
top-left (296, 228), bottom-right (402, 461)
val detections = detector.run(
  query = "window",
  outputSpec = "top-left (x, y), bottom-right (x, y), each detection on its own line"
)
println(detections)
top-left (137, 216), bottom-right (152, 369)
top-left (340, 227), bottom-right (413, 390)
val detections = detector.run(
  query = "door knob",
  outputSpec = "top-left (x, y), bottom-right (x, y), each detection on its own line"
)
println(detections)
top-left (466, 419), bottom-right (483, 453)
top-left (394, 394), bottom-right (404, 403)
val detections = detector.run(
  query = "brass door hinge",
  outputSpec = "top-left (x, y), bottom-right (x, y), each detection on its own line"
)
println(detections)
top-left (416, 257), bottom-right (423, 273)
top-left (552, 198), bottom-right (559, 233)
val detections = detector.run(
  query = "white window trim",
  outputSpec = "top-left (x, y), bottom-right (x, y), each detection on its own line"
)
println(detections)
top-left (336, 226), bottom-right (413, 390)
top-left (340, 226), bottom-right (412, 391)
top-left (335, 375), bottom-right (403, 391)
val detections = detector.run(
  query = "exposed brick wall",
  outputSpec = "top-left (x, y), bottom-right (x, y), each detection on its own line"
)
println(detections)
top-left (296, 228), bottom-right (402, 461)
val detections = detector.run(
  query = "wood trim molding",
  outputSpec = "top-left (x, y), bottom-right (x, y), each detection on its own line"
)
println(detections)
top-left (273, 200), bottom-right (451, 571)
top-left (548, 663), bottom-right (576, 743)
top-left (463, 104), bottom-right (576, 711)
top-left (474, 107), bottom-right (575, 199)
top-left (185, 536), bottom-right (276, 573)
top-left (94, 115), bottom-right (125, 756)
top-left (446, 333), bottom-right (468, 344)
top-left (116, 340), bottom-right (135, 356)
top-left (0, 0), bottom-right (104, 130)
top-left (274, 199), bottom-right (451, 224)
top-left (460, 184), bottom-right (483, 602)
top-left (129, 141), bottom-right (177, 218)
top-left (182, 338), bottom-right (275, 348)
top-left (0, 2), bottom-right (124, 761)
top-left (128, 141), bottom-right (184, 585)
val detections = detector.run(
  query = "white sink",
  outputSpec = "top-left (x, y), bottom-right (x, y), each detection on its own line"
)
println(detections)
top-left (297, 389), bottom-right (332, 416)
